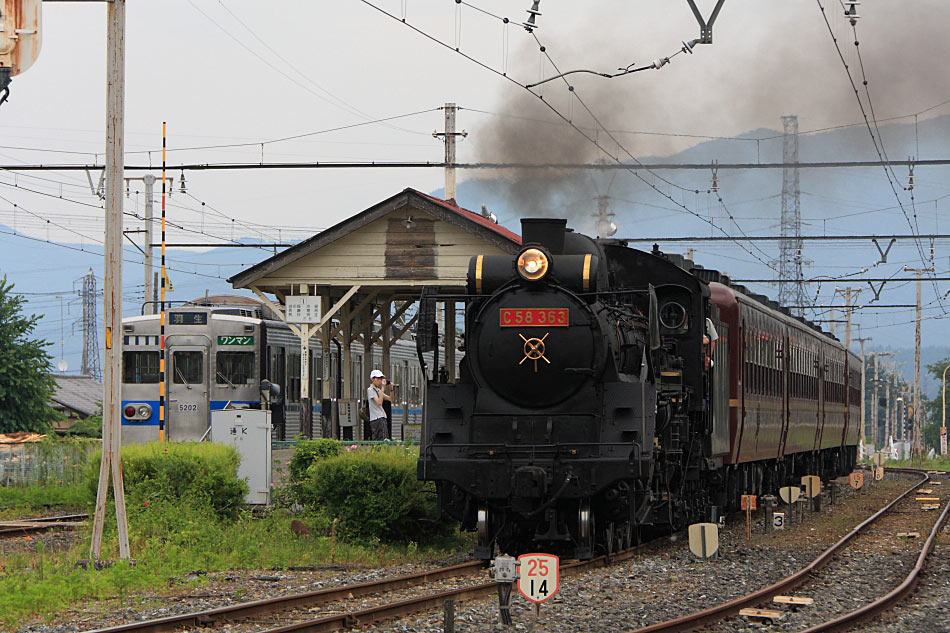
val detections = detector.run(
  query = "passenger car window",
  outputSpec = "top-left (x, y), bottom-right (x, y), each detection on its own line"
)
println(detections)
top-left (173, 351), bottom-right (203, 384)
top-left (122, 351), bottom-right (160, 384)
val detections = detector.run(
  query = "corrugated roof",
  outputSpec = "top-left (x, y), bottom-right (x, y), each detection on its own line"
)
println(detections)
top-left (49, 375), bottom-right (102, 418)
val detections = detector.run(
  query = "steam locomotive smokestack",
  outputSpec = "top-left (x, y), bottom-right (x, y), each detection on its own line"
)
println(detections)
top-left (521, 218), bottom-right (567, 254)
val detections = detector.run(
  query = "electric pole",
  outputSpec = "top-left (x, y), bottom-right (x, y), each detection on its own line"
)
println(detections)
top-left (835, 287), bottom-right (861, 350)
top-left (855, 336), bottom-right (871, 449)
top-left (433, 103), bottom-right (466, 202)
top-left (91, 0), bottom-right (130, 562)
top-left (124, 174), bottom-right (158, 313)
top-left (905, 266), bottom-right (933, 457)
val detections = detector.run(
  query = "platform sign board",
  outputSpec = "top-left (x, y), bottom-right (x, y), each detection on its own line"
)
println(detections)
top-left (849, 472), bottom-right (864, 490)
top-left (688, 522), bottom-right (719, 559)
top-left (286, 296), bottom-right (322, 324)
top-left (517, 553), bottom-right (559, 604)
top-left (874, 465), bottom-right (885, 481)
top-left (941, 427), bottom-right (947, 456)
top-left (779, 486), bottom-right (801, 505)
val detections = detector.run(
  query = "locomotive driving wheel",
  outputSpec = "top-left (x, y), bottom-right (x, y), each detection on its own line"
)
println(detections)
top-left (577, 501), bottom-right (594, 559)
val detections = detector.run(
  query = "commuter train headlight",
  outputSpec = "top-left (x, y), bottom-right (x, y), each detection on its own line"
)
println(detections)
top-left (517, 248), bottom-right (549, 281)
top-left (137, 405), bottom-right (152, 419)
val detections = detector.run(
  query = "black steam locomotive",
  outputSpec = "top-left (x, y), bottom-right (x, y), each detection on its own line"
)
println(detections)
top-left (418, 219), bottom-right (859, 559)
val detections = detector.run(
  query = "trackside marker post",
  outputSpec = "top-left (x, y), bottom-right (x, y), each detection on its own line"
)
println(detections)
top-left (779, 486), bottom-right (800, 525)
top-left (741, 495), bottom-right (756, 540)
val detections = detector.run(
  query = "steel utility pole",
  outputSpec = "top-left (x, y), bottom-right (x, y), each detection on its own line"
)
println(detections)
top-left (905, 266), bottom-right (933, 456)
top-left (91, 0), bottom-right (130, 562)
top-left (434, 103), bottom-right (466, 202)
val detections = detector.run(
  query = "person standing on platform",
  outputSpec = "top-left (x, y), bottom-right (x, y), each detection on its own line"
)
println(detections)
top-left (367, 369), bottom-right (392, 441)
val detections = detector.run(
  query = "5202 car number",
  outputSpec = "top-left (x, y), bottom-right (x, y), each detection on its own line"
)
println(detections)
top-left (178, 403), bottom-right (198, 412)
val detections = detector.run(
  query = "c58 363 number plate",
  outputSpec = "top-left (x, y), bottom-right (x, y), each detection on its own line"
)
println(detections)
top-left (499, 308), bottom-right (568, 327)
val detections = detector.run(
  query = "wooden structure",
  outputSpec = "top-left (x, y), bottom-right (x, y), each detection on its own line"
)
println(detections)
top-left (229, 188), bottom-right (520, 438)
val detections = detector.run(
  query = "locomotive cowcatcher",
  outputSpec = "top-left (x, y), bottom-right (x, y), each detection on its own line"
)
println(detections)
top-left (418, 219), bottom-right (859, 559)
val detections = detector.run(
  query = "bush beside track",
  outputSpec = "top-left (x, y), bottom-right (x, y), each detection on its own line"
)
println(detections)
top-left (292, 443), bottom-right (456, 544)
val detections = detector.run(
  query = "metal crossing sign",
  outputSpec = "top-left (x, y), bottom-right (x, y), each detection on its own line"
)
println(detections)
top-left (517, 553), bottom-right (559, 603)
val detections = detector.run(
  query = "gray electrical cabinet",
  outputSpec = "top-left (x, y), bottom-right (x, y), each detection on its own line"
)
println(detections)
top-left (210, 409), bottom-right (272, 505)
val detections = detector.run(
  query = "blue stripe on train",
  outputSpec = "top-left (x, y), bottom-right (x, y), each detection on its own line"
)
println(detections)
top-left (121, 400), bottom-right (259, 426)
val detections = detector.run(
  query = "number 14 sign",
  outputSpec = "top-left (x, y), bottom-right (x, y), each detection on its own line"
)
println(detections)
top-left (517, 553), bottom-right (559, 603)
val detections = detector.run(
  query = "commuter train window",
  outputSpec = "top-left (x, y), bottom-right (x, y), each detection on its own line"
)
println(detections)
top-left (173, 351), bottom-right (203, 384)
top-left (216, 352), bottom-right (254, 385)
top-left (123, 351), bottom-right (160, 384)
top-left (659, 301), bottom-right (687, 330)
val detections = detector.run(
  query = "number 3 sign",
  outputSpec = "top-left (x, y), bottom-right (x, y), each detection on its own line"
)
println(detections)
top-left (517, 553), bottom-right (559, 603)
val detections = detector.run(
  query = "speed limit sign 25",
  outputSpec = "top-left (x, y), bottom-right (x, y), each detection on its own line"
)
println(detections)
top-left (517, 553), bottom-right (560, 604)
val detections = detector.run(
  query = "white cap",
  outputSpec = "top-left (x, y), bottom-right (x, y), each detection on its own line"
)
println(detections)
top-left (370, 369), bottom-right (385, 379)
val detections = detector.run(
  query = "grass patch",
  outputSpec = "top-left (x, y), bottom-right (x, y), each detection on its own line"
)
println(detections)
top-left (0, 443), bottom-right (469, 629)
top-left (0, 503), bottom-right (470, 629)
top-left (0, 483), bottom-right (88, 518)
top-left (887, 455), bottom-right (950, 470)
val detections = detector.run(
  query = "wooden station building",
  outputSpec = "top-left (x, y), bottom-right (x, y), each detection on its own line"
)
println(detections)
top-left (229, 188), bottom-right (520, 439)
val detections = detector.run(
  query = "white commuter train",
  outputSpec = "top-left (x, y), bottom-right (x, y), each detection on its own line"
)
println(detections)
top-left (120, 296), bottom-right (427, 444)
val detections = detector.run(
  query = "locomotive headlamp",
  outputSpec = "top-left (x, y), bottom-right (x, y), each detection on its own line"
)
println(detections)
top-left (517, 248), bottom-right (549, 281)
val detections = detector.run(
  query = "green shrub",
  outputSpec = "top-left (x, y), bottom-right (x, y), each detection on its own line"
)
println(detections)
top-left (83, 442), bottom-right (248, 519)
top-left (289, 439), bottom-right (343, 484)
top-left (299, 447), bottom-right (453, 544)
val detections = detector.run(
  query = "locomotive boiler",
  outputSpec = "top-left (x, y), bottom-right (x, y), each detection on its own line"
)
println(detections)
top-left (418, 219), bottom-right (859, 560)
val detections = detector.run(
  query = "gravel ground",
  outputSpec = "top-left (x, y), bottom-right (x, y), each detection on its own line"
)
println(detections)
top-left (13, 470), bottom-right (948, 633)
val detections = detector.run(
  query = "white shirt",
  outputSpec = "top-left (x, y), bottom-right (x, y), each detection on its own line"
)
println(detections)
top-left (705, 318), bottom-right (719, 342)
top-left (367, 385), bottom-right (386, 420)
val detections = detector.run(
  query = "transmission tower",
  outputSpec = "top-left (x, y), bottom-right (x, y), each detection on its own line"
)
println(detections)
top-left (778, 115), bottom-right (807, 314)
top-left (80, 268), bottom-right (102, 381)
top-left (593, 195), bottom-right (617, 237)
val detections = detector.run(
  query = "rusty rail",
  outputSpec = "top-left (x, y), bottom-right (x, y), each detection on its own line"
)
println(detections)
top-left (85, 531), bottom-right (664, 633)
top-left (84, 560), bottom-right (486, 633)
top-left (800, 492), bottom-right (950, 632)
top-left (0, 513), bottom-right (88, 536)
top-left (627, 468), bottom-right (932, 633)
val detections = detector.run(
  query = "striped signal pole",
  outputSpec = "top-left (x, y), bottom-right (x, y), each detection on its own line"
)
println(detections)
top-left (160, 122), bottom-right (167, 443)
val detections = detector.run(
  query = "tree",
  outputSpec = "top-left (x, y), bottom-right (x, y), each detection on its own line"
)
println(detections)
top-left (0, 277), bottom-right (57, 433)
top-left (923, 357), bottom-right (950, 452)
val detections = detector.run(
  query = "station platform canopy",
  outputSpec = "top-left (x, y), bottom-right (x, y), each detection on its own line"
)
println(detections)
top-left (228, 187), bottom-right (521, 438)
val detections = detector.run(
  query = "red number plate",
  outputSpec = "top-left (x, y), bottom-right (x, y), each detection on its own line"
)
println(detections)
top-left (499, 308), bottom-right (569, 327)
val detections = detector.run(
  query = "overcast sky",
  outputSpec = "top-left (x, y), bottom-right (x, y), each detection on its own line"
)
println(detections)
top-left (3, 1), bottom-right (950, 359)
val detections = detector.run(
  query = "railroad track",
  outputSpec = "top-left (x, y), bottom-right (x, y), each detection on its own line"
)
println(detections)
top-left (0, 513), bottom-right (88, 537)
top-left (628, 467), bottom-right (950, 633)
top-left (85, 535), bottom-right (669, 633)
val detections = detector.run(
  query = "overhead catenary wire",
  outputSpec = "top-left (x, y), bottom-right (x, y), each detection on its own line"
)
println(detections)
top-left (815, 0), bottom-right (943, 314)
top-left (355, 0), bottom-right (779, 273)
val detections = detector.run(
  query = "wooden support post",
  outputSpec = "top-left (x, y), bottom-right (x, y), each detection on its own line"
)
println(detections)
top-left (319, 292), bottom-right (333, 439)
top-left (381, 299), bottom-right (392, 380)
top-left (92, 0), bottom-right (131, 563)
